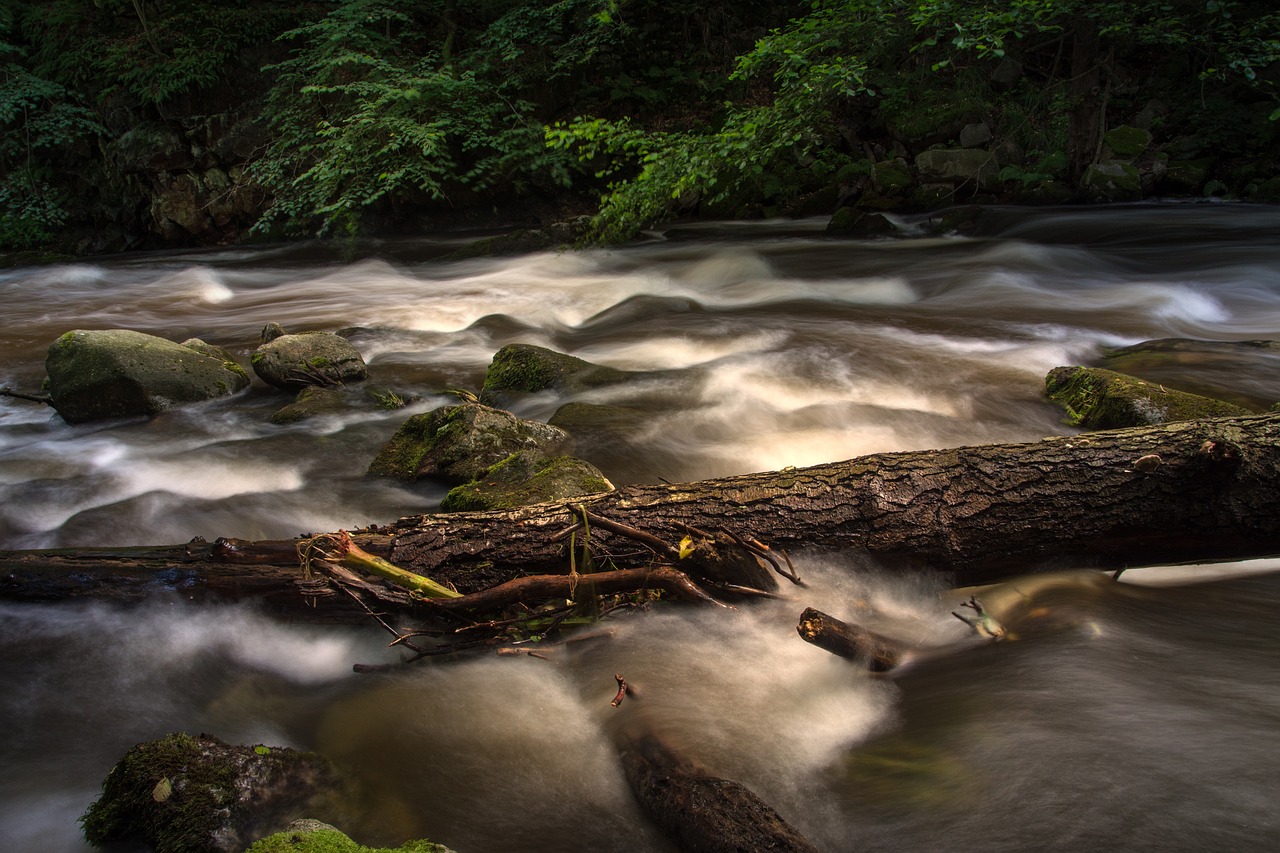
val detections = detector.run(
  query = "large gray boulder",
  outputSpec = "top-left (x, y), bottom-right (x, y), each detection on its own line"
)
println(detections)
top-left (250, 326), bottom-right (368, 391)
top-left (45, 329), bottom-right (250, 424)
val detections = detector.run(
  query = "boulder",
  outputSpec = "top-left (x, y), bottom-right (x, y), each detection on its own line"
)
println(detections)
top-left (1081, 161), bottom-right (1143, 200)
top-left (1045, 366), bottom-right (1251, 430)
top-left (1101, 125), bottom-right (1152, 160)
top-left (367, 402), bottom-right (571, 484)
top-left (479, 343), bottom-right (631, 407)
top-left (269, 385), bottom-right (411, 425)
top-left (250, 327), bottom-right (368, 391)
top-left (913, 149), bottom-right (1001, 193)
top-left (1102, 338), bottom-right (1280, 411)
top-left (246, 819), bottom-right (455, 853)
top-left (440, 450), bottom-right (614, 512)
top-left (81, 732), bottom-right (342, 853)
top-left (45, 329), bottom-right (250, 424)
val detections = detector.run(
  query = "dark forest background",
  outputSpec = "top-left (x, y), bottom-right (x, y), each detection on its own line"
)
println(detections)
top-left (2, 0), bottom-right (1277, 258)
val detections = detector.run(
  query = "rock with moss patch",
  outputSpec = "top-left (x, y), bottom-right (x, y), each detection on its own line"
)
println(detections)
top-left (479, 344), bottom-right (634, 408)
top-left (245, 819), bottom-right (455, 853)
top-left (81, 732), bottom-right (342, 853)
top-left (914, 149), bottom-right (1002, 193)
top-left (1102, 338), bottom-right (1280, 411)
top-left (441, 450), bottom-right (613, 512)
top-left (1082, 162), bottom-right (1142, 200)
top-left (269, 385), bottom-right (412, 425)
top-left (1101, 125), bottom-right (1152, 160)
top-left (1045, 366), bottom-right (1251, 430)
top-left (251, 327), bottom-right (368, 391)
top-left (45, 329), bottom-right (251, 424)
top-left (367, 402), bottom-right (571, 483)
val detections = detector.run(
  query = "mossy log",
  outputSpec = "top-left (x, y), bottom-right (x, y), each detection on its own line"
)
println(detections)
top-left (6, 414), bottom-right (1280, 609)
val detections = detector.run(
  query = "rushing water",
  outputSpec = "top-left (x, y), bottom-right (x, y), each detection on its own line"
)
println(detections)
top-left (2, 204), bottom-right (1280, 851)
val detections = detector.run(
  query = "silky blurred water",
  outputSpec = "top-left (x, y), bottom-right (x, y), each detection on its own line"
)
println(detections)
top-left (2, 204), bottom-right (1279, 851)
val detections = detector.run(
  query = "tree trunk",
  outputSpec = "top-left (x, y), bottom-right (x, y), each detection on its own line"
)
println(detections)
top-left (387, 413), bottom-right (1280, 590)
top-left (1067, 17), bottom-right (1103, 181)
top-left (5, 414), bottom-right (1280, 607)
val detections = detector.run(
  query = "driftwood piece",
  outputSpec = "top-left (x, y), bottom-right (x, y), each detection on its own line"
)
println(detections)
top-left (5, 414), bottom-right (1280, 608)
top-left (615, 729), bottom-right (820, 853)
top-left (796, 607), bottom-right (904, 672)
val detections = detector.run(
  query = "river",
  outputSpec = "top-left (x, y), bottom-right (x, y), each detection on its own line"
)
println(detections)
top-left (1, 204), bottom-right (1278, 851)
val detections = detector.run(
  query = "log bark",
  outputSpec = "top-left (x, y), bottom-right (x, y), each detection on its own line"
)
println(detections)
top-left (386, 413), bottom-right (1280, 589)
top-left (5, 414), bottom-right (1280, 607)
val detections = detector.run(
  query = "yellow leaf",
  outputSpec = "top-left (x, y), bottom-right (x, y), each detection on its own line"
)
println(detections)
top-left (152, 777), bottom-right (173, 803)
top-left (678, 536), bottom-right (695, 560)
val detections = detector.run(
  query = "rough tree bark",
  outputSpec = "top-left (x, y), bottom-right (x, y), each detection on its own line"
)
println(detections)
top-left (4, 414), bottom-right (1280, 608)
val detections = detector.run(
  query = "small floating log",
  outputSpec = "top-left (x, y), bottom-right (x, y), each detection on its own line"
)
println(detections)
top-left (796, 607), bottom-right (903, 672)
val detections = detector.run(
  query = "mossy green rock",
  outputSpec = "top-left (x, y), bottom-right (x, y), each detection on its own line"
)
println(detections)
top-left (269, 385), bottom-right (410, 425)
top-left (45, 329), bottom-right (251, 424)
top-left (479, 344), bottom-right (630, 407)
top-left (1102, 125), bottom-right (1152, 159)
top-left (367, 402), bottom-right (571, 484)
top-left (1102, 338), bottom-right (1280, 411)
top-left (826, 207), bottom-right (896, 235)
top-left (440, 450), bottom-right (613, 512)
top-left (1045, 366), bottom-right (1250, 430)
top-left (871, 158), bottom-right (913, 192)
top-left (251, 331), bottom-right (368, 391)
top-left (81, 733), bottom-right (340, 853)
top-left (246, 819), bottom-right (454, 853)
top-left (1082, 162), bottom-right (1142, 199)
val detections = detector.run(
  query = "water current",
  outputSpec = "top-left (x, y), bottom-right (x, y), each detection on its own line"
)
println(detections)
top-left (2, 204), bottom-right (1279, 851)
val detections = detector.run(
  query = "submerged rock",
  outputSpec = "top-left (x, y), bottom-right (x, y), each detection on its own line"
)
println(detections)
top-left (81, 732), bottom-right (341, 853)
top-left (1045, 366), bottom-right (1250, 429)
top-left (45, 329), bottom-right (250, 424)
top-left (251, 326), bottom-right (368, 391)
top-left (269, 384), bottom-right (412, 425)
top-left (367, 402), bottom-right (571, 484)
top-left (440, 450), bottom-right (614, 512)
top-left (1102, 338), bottom-right (1280, 411)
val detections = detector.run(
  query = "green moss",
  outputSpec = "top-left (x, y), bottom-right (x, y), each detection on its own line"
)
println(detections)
top-left (1045, 366), bottom-right (1250, 430)
top-left (225, 360), bottom-right (249, 380)
top-left (81, 732), bottom-right (236, 851)
top-left (246, 825), bottom-right (450, 853)
top-left (440, 452), bottom-right (612, 512)
top-left (1103, 125), bottom-right (1152, 158)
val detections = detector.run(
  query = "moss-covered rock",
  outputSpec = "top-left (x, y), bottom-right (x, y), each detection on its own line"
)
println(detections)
top-left (81, 733), bottom-right (341, 853)
top-left (1102, 125), bottom-right (1152, 160)
top-left (479, 343), bottom-right (632, 407)
top-left (367, 402), bottom-right (571, 484)
top-left (269, 385), bottom-right (412, 425)
top-left (440, 450), bottom-right (613, 512)
top-left (1044, 366), bottom-right (1251, 430)
top-left (45, 329), bottom-right (251, 424)
top-left (1081, 162), bottom-right (1142, 200)
top-left (871, 158), bottom-right (913, 193)
top-left (1102, 338), bottom-right (1280, 411)
top-left (251, 328), bottom-right (368, 391)
top-left (245, 819), bottom-right (454, 853)
top-left (826, 207), bottom-right (896, 235)
top-left (1161, 157), bottom-right (1215, 194)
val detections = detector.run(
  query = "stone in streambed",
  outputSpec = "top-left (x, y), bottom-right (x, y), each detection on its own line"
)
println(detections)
top-left (45, 329), bottom-right (250, 424)
top-left (440, 450), bottom-right (614, 512)
top-left (246, 819), bottom-right (455, 853)
top-left (1101, 338), bottom-right (1280, 411)
top-left (1045, 366), bottom-right (1250, 430)
top-left (80, 732), bottom-right (343, 853)
top-left (366, 402), bottom-right (571, 484)
top-left (269, 385), bottom-right (412, 425)
top-left (250, 325), bottom-right (368, 391)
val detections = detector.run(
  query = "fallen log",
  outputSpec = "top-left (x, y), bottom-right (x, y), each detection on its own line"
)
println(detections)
top-left (4, 414), bottom-right (1280, 607)
top-left (386, 412), bottom-right (1280, 589)
top-left (796, 607), bottom-right (905, 672)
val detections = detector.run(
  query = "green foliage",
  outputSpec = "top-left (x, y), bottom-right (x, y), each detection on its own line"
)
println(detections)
top-left (20, 0), bottom-right (298, 108)
top-left (0, 22), bottom-right (101, 250)
top-left (252, 0), bottom-right (580, 238)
